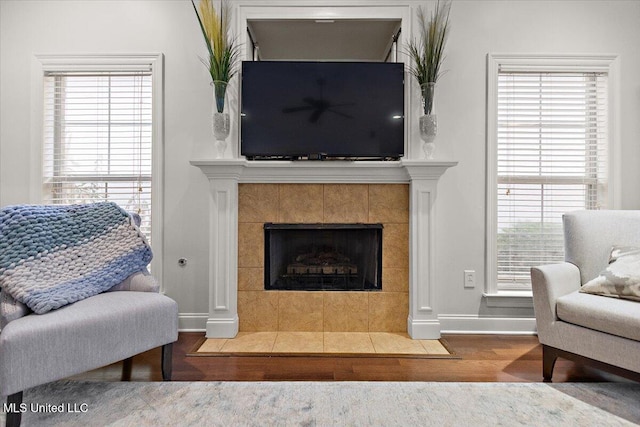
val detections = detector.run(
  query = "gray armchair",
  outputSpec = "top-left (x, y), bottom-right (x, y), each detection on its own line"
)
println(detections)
top-left (531, 210), bottom-right (640, 382)
top-left (0, 290), bottom-right (177, 427)
top-left (0, 203), bottom-right (179, 427)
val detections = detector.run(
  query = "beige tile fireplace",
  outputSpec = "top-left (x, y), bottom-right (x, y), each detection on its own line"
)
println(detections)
top-left (191, 160), bottom-right (456, 339)
top-left (237, 183), bottom-right (409, 333)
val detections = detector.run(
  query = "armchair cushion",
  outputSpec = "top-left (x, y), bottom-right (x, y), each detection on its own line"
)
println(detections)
top-left (580, 246), bottom-right (640, 302)
top-left (557, 291), bottom-right (640, 341)
top-left (0, 270), bottom-right (159, 328)
top-left (0, 291), bottom-right (178, 397)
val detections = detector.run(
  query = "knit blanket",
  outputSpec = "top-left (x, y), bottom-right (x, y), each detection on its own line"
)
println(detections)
top-left (0, 202), bottom-right (152, 314)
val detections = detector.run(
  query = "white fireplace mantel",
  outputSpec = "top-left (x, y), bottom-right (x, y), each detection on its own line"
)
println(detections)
top-left (191, 159), bottom-right (457, 339)
top-left (190, 159), bottom-right (456, 183)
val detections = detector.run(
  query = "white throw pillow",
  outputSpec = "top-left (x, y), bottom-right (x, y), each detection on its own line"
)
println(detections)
top-left (0, 289), bottom-right (31, 328)
top-left (107, 269), bottom-right (159, 293)
top-left (580, 246), bottom-right (640, 302)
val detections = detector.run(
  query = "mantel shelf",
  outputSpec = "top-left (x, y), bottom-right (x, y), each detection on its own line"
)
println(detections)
top-left (190, 159), bottom-right (458, 183)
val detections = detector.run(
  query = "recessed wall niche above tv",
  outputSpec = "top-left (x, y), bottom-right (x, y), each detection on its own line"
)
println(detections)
top-left (240, 61), bottom-right (405, 161)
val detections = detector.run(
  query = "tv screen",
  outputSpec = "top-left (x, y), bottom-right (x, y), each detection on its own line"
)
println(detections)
top-left (241, 61), bottom-right (404, 160)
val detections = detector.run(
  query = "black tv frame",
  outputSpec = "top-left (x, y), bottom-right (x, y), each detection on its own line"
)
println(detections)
top-left (240, 60), bottom-right (405, 161)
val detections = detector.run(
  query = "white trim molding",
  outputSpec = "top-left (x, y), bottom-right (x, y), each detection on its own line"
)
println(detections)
top-left (237, 3), bottom-right (412, 61)
top-left (31, 53), bottom-right (165, 289)
top-left (439, 314), bottom-right (537, 335)
top-left (178, 312), bottom-right (209, 332)
top-left (483, 291), bottom-right (533, 309)
top-left (485, 53), bottom-right (620, 300)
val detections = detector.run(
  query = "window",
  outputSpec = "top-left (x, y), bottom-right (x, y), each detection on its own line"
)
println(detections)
top-left (43, 71), bottom-right (153, 238)
top-left (36, 54), bottom-right (163, 280)
top-left (487, 54), bottom-right (619, 294)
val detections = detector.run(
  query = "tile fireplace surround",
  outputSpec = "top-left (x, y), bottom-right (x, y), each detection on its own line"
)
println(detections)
top-left (191, 159), bottom-right (456, 339)
top-left (241, 184), bottom-right (402, 331)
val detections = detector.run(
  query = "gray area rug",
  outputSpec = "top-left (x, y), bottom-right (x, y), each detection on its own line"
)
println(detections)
top-left (2, 381), bottom-right (639, 426)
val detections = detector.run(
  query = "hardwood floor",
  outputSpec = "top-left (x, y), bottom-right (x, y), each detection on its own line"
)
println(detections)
top-left (72, 332), bottom-right (632, 383)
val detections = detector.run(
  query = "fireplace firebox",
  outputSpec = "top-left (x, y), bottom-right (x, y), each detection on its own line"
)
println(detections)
top-left (264, 223), bottom-right (383, 291)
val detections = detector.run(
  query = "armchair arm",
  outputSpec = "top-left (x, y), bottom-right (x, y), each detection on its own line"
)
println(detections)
top-left (531, 263), bottom-right (581, 335)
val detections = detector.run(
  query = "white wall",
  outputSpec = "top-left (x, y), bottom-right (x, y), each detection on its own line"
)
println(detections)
top-left (433, 0), bottom-right (640, 331)
top-left (1, 0), bottom-right (639, 332)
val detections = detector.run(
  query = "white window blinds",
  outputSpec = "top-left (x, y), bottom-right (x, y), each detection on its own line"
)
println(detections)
top-left (42, 70), bottom-right (153, 242)
top-left (496, 71), bottom-right (608, 289)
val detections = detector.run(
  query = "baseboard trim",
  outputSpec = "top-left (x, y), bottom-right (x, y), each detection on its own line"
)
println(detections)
top-left (438, 315), bottom-right (537, 335)
top-left (206, 315), bottom-right (239, 338)
top-left (178, 313), bottom-right (207, 332)
top-left (180, 313), bottom-right (537, 336)
top-left (407, 316), bottom-right (442, 339)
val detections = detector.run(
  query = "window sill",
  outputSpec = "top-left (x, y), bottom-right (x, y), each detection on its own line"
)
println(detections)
top-left (483, 291), bottom-right (533, 308)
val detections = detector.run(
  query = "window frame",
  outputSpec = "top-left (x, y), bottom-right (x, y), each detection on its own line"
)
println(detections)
top-left (485, 53), bottom-right (620, 299)
top-left (31, 54), bottom-right (164, 289)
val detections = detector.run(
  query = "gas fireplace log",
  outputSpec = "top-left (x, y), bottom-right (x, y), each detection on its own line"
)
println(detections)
top-left (287, 263), bottom-right (357, 275)
top-left (295, 250), bottom-right (351, 265)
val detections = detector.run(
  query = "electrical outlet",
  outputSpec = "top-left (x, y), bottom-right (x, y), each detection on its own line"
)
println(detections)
top-left (464, 270), bottom-right (476, 288)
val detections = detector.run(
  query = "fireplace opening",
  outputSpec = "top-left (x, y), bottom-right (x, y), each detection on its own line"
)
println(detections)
top-left (264, 223), bottom-right (383, 291)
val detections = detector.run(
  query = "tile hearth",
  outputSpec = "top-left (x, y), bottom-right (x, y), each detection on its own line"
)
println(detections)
top-left (196, 332), bottom-right (451, 356)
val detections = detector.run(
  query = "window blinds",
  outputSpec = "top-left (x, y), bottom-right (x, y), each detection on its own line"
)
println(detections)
top-left (42, 70), bottom-right (153, 242)
top-left (496, 71), bottom-right (608, 288)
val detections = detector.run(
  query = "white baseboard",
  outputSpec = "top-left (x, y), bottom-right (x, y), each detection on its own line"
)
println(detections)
top-left (179, 314), bottom-right (241, 337)
top-left (179, 313), bottom-right (537, 336)
top-left (206, 315), bottom-right (239, 338)
top-left (178, 313), bottom-right (207, 332)
top-left (407, 316), bottom-right (442, 339)
top-left (438, 314), bottom-right (537, 335)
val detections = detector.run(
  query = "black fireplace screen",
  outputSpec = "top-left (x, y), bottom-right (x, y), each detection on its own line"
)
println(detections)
top-left (264, 223), bottom-right (383, 291)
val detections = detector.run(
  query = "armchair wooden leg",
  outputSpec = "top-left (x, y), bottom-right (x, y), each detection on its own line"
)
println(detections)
top-left (121, 357), bottom-right (133, 381)
top-left (542, 345), bottom-right (558, 382)
top-left (6, 391), bottom-right (23, 427)
top-left (161, 343), bottom-right (173, 381)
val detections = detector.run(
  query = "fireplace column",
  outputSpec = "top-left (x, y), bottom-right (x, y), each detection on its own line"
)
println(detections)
top-left (193, 160), bottom-right (245, 338)
top-left (404, 161), bottom-right (451, 339)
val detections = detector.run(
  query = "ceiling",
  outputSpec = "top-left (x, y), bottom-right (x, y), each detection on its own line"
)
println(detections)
top-left (247, 19), bottom-right (402, 61)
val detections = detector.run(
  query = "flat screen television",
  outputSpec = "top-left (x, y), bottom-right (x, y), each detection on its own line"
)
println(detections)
top-left (240, 61), bottom-right (404, 160)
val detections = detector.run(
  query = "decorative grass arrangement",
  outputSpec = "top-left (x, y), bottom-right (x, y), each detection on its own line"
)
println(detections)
top-left (406, 0), bottom-right (452, 86)
top-left (191, 0), bottom-right (240, 112)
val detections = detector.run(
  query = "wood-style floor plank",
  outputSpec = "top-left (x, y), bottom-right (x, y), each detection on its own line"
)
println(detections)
top-left (71, 332), bottom-right (632, 383)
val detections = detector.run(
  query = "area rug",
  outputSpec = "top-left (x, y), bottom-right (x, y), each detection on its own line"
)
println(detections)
top-left (189, 331), bottom-right (457, 358)
top-left (2, 381), bottom-right (639, 426)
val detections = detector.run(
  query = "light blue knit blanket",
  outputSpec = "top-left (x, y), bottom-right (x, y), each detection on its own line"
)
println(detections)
top-left (0, 202), bottom-right (152, 314)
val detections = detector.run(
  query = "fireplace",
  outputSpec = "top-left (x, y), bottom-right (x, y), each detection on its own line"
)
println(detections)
top-left (264, 223), bottom-right (383, 291)
top-left (191, 160), bottom-right (457, 339)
